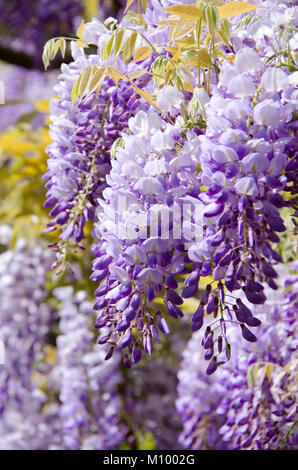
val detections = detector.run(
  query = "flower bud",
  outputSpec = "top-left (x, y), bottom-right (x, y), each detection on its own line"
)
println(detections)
top-left (131, 345), bottom-right (142, 364)
top-left (206, 357), bottom-right (218, 375)
top-left (156, 312), bottom-right (170, 335)
top-left (165, 273), bottom-right (178, 289)
top-left (164, 301), bottom-right (184, 319)
top-left (105, 347), bottom-right (114, 361)
top-left (182, 284), bottom-right (198, 298)
top-left (205, 347), bottom-right (214, 360)
top-left (117, 329), bottom-right (133, 349)
top-left (240, 323), bottom-right (257, 342)
top-left (166, 289), bottom-right (183, 305)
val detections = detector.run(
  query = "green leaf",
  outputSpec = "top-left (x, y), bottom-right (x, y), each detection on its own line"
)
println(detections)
top-left (266, 363), bottom-right (274, 382)
top-left (76, 20), bottom-right (85, 39)
top-left (134, 45), bottom-right (152, 62)
top-left (219, 1), bottom-right (260, 19)
top-left (171, 20), bottom-right (196, 41)
top-left (123, 31), bottom-right (138, 62)
top-left (156, 17), bottom-right (191, 27)
top-left (164, 4), bottom-right (202, 21)
top-left (42, 41), bottom-right (51, 69)
top-left (52, 39), bottom-right (62, 60)
top-left (60, 39), bottom-right (66, 58)
top-left (76, 39), bottom-right (87, 48)
top-left (88, 68), bottom-right (106, 96)
top-left (179, 48), bottom-right (211, 68)
top-left (42, 38), bottom-right (67, 69)
top-left (217, 29), bottom-right (231, 49)
top-left (114, 29), bottom-right (126, 57)
top-left (107, 33), bottom-right (115, 58)
top-left (72, 65), bottom-right (107, 103)
top-left (128, 68), bottom-right (148, 80)
top-left (260, 363), bottom-right (274, 384)
top-left (110, 138), bottom-right (123, 159)
top-left (71, 74), bottom-right (80, 104)
top-left (236, 13), bottom-right (257, 29)
top-left (77, 66), bottom-right (94, 100)
top-left (247, 363), bottom-right (259, 388)
top-left (206, 4), bottom-right (219, 35)
top-left (225, 338), bottom-right (231, 361)
top-left (101, 33), bottom-right (115, 61)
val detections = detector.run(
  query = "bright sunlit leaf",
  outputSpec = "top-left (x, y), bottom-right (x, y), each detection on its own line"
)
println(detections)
top-left (219, 1), bottom-right (261, 18)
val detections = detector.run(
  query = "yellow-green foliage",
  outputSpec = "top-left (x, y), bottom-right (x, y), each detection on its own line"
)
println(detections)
top-left (0, 107), bottom-right (51, 246)
top-left (43, 1), bottom-right (260, 107)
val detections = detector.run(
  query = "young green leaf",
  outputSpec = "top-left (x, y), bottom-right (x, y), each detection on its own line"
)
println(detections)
top-left (219, 1), bottom-right (261, 18)
top-left (123, 31), bottom-right (138, 62)
top-left (105, 32), bottom-right (116, 60)
top-left (76, 21), bottom-right (85, 39)
top-left (164, 4), bottom-right (202, 21)
top-left (114, 29), bottom-right (126, 58)
top-left (134, 46), bottom-right (152, 62)
top-left (247, 363), bottom-right (259, 387)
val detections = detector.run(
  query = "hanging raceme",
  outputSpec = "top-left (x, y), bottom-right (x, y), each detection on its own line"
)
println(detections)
top-left (1, 0), bottom-right (297, 452)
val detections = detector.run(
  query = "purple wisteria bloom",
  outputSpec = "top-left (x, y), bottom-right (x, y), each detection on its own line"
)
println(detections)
top-left (231, 0), bottom-right (298, 64)
top-left (42, 0), bottom-right (297, 376)
top-left (91, 109), bottom-right (201, 363)
top-left (177, 268), bottom-right (298, 449)
top-left (184, 47), bottom-right (297, 370)
top-left (44, 34), bottom-right (149, 249)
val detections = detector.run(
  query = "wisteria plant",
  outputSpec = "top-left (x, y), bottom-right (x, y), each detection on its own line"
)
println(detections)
top-left (0, 0), bottom-right (297, 451)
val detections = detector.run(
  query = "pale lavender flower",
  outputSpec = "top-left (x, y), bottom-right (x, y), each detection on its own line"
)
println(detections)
top-left (185, 47), bottom-right (297, 371)
top-left (44, 36), bottom-right (149, 246)
top-left (0, 239), bottom-right (61, 449)
top-left (91, 110), bottom-right (201, 362)
top-left (177, 270), bottom-right (298, 449)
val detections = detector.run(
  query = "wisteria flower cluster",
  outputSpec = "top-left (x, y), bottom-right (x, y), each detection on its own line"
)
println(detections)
top-left (44, 41), bottom-right (149, 250)
top-left (176, 268), bottom-right (298, 449)
top-left (91, 110), bottom-right (201, 363)
top-left (0, 0), bottom-right (297, 452)
top-left (40, 0), bottom-right (298, 371)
